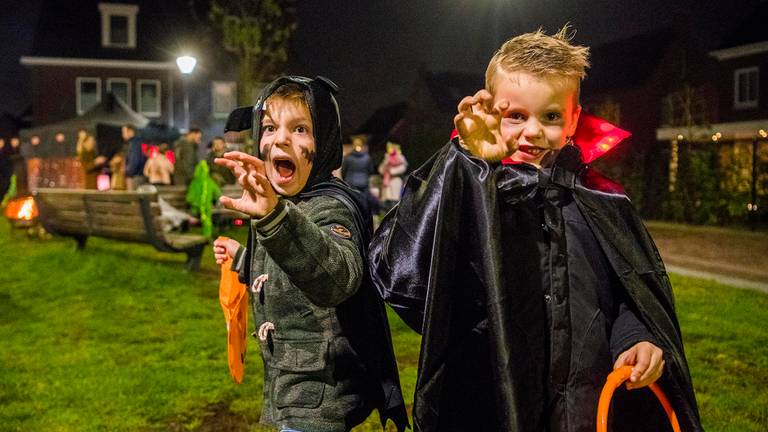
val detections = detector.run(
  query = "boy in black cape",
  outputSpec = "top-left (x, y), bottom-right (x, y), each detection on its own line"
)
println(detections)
top-left (214, 76), bottom-right (408, 432)
top-left (369, 28), bottom-right (703, 431)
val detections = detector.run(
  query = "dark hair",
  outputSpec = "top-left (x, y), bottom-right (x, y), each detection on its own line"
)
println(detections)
top-left (188, 127), bottom-right (202, 134)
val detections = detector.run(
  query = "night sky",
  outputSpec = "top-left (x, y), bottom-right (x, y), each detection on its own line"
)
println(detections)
top-left (0, 0), bottom-right (763, 130)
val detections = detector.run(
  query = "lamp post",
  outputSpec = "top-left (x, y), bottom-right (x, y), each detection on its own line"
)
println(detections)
top-left (176, 55), bottom-right (197, 131)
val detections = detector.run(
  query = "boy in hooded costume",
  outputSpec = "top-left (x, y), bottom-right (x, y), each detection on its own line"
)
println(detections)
top-left (369, 28), bottom-right (703, 431)
top-left (214, 76), bottom-right (408, 432)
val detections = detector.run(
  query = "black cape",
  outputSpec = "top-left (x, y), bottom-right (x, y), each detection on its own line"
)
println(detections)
top-left (370, 141), bottom-right (703, 431)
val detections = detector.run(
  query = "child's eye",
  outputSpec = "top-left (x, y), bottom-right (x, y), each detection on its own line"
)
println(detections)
top-left (545, 112), bottom-right (562, 122)
top-left (506, 112), bottom-right (526, 123)
top-left (295, 125), bottom-right (308, 134)
top-left (262, 124), bottom-right (275, 132)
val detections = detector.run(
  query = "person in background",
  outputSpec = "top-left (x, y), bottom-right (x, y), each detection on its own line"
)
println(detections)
top-left (0, 138), bottom-right (12, 199)
top-left (207, 136), bottom-right (235, 186)
top-left (123, 124), bottom-right (146, 190)
top-left (143, 142), bottom-right (174, 186)
top-left (342, 136), bottom-right (379, 214)
top-left (173, 127), bottom-right (202, 187)
top-left (377, 141), bottom-right (407, 211)
top-left (77, 134), bottom-right (101, 189)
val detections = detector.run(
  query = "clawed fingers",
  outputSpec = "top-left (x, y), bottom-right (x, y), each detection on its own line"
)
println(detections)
top-left (223, 151), bottom-right (266, 176)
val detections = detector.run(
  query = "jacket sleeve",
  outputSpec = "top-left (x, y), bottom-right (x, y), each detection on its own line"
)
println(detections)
top-left (254, 197), bottom-right (363, 307)
top-left (610, 300), bottom-right (657, 360)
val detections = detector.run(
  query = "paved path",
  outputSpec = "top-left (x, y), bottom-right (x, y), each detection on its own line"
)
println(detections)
top-left (645, 221), bottom-right (768, 294)
top-left (664, 263), bottom-right (768, 294)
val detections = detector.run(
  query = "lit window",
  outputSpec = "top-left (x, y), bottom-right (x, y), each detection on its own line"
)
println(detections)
top-left (137, 79), bottom-right (161, 117)
top-left (734, 67), bottom-right (759, 109)
top-left (76, 77), bottom-right (101, 115)
top-left (99, 3), bottom-right (138, 49)
top-left (107, 78), bottom-right (131, 106)
top-left (212, 81), bottom-right (237, 118)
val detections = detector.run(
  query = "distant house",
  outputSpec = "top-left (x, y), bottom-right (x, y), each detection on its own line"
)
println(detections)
top-left (20, 0), bottom-right (237, 141)
top-left (654, 5), bottom-right (768, 225)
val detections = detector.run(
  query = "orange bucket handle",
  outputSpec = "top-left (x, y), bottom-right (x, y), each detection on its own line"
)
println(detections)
top-left (596, 365), bottom-right (681, 432)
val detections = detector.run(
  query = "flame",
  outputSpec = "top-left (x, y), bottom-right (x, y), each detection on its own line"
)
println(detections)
top-left (4, 196), bottom-right (38, 221)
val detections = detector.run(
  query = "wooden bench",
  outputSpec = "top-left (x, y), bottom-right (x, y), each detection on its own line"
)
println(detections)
top-left (154, 184), bottom-right (248, 230)
top-left (33, 188), bottom-right (209, 270)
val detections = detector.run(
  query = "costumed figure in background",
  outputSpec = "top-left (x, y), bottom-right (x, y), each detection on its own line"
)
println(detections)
top-left (377, 142), bottom-right (407, 211)
top-left (212, 76), bottom-right (408, 432)
top-left (369, 27), bottom-right (703, 432)
top-left (123, 124), bottom-right (147, 190)
top-left (186, 160), bottom-right (220, 238)
top-left (207, 136), bottom-right (236, 186)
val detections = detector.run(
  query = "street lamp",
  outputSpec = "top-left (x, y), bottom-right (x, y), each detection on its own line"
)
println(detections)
top-left (176, 55), bottom-right (197, 131)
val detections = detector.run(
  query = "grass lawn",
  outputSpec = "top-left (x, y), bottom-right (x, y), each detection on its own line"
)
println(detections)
top-left (0, 221), bottom-right (766, 431)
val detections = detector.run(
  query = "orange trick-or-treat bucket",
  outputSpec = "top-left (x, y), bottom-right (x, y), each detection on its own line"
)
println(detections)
top-left (218, 236), bottom-right (248, 384)
top-left (597, 365), bottom-right (681, 432)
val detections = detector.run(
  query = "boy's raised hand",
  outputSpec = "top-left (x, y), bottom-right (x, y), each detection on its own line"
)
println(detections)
top-left (454, 89), bottom-right (517, 162)
top-left (215, 151), bottom-right (278, 218)
top-left (614, 341), bottom-right (665, 390)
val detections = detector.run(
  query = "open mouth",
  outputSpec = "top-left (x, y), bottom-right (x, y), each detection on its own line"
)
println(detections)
top-left (274, 158), bottom-right (296, 182)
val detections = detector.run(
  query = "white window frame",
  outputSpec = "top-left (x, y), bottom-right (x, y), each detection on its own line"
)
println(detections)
top-left (136, 79), bottom-right (161, 117)
top-left (98, 3), bottom-right (138, 49)
top-left (76, 77), bottom-right (102, 115)
top-left (211, 81), bottom-right (238, 118)
top-left (107, 77), bottom-right (132, 106)
top-left (734, 67), bottom-right (759, 109)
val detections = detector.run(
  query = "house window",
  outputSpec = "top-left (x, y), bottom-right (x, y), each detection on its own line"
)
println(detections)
top-left (734, 67), bottom-right (759, 109)
top-left (76, 77), bottom-right (101, 115)
top-left (107, 78), bottom-right (131, 106)
top-left (137, 79), bottom-right (161, 117)
top-left (98, 3), bottom-right (138, 48)
top-left (212, 81), bottom-right (237, 118)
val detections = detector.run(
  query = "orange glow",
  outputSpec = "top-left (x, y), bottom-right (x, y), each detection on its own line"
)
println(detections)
top-left (4, 197), bottom-right (39, 221)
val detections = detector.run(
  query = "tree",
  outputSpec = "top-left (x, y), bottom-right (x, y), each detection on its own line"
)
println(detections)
top-left (207, 0), bottom-right (297, 105)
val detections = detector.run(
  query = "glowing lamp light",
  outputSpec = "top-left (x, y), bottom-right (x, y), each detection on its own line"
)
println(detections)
top-left (55, 133), bottom-right (65, 143)
top-left (31, 136), bottom-right (40, 146)
top-left (572, 112), bottom-right (632, 163)
top-left (676, 134), bottom-right (684, 141)
top-left (234, 219), bottom-right (245, 226)
top-left (176, 55), bottom-right (197, 74)
top-left (760, 129), bottom-right (768, 138)
top-left (97, 174), bottom-right (111, 191)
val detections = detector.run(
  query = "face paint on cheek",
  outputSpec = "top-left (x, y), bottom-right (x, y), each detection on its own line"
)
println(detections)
top-left (300, 146), bottom-right (316, 163)
top-left (261, 142), bottom-right (273, 161)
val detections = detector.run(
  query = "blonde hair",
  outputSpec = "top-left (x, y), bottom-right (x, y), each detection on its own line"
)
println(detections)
top-left (266, 83), bottom-right (308, 107)
top-left (485, 25), bottom-right (590, 99)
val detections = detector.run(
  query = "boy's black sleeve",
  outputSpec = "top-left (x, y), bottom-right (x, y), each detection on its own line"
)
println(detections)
top-left (610, 300), bottom-right (657, 360)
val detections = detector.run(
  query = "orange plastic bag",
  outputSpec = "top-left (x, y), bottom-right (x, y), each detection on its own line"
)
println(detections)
top-left (596, 365), bottom-right (681, 432)
top-left (218, 236), bottom-right (248, 383)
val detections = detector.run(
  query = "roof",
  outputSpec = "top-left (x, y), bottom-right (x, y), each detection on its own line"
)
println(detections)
top-left (420, 71), bottom-right (484, 113)
top-left (355, 101), bottom-right (408, 135)
top-left (29, 0), bottom-right (205, 63)
top-left (19, 92), bottom-right (149, 157)
top-left (582, 28), bottom-right (674, 94)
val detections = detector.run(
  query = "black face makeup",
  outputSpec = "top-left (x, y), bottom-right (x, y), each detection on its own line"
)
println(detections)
top-left (300, 146), bottom-right (316, 163)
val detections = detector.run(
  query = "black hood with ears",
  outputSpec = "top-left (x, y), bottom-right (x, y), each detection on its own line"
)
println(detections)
top-left (249, 75), bottom-right (343, 192)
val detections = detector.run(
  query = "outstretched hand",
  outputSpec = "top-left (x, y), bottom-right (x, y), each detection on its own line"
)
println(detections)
top-left (614, 341), bottom-right (665, 390)
top-left (214, 151), bottom-right (278, 218)
top-left (454, 89), bottom-right (518, 162)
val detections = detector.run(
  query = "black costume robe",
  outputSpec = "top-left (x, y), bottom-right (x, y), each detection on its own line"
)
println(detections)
top-left (369, 141), bottom-right (703, 431)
